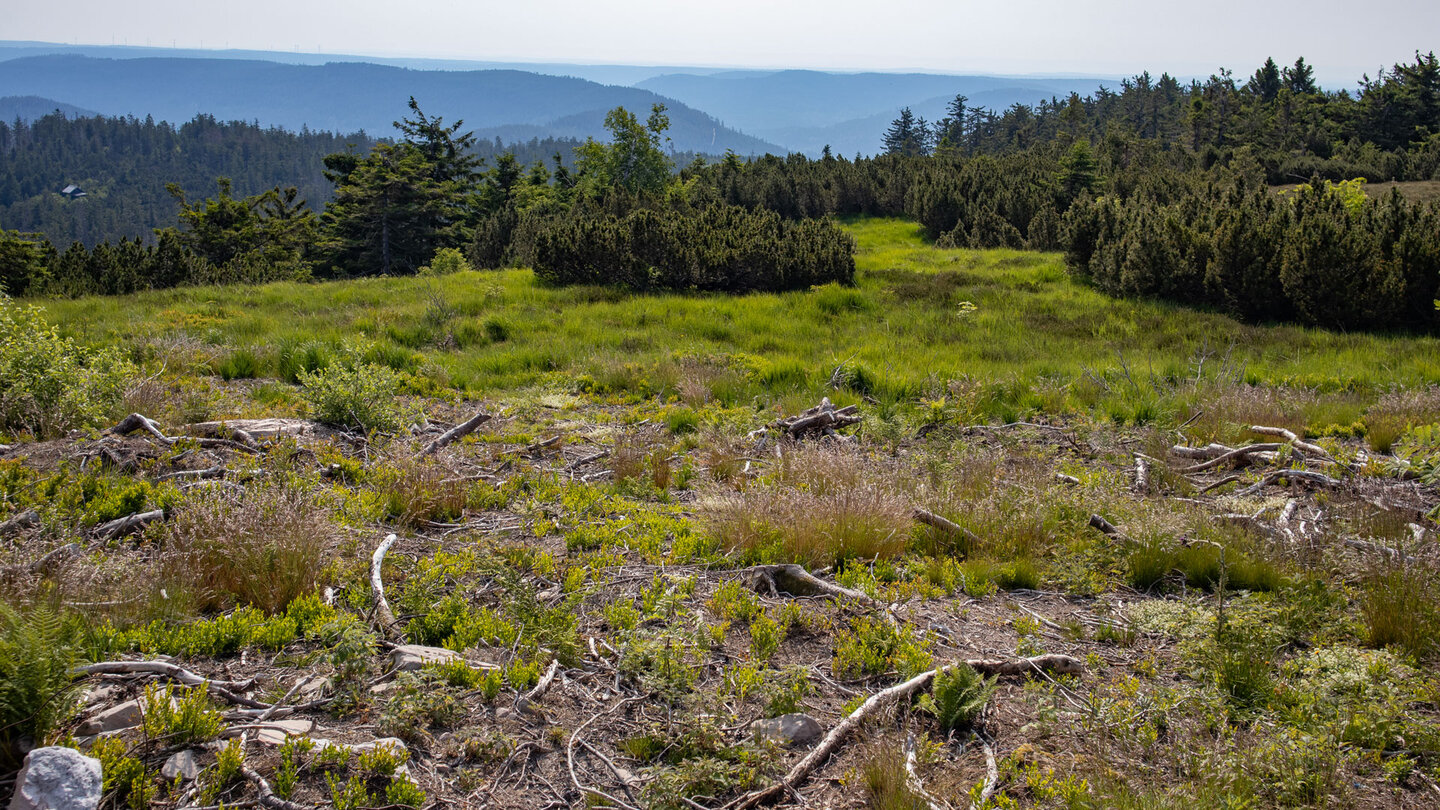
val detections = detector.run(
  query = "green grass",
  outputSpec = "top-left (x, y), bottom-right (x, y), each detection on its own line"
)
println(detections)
top-left (34, 218), bottom-right (1440, 419)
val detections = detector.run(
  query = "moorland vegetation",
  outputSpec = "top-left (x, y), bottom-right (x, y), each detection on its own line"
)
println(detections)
top-left (0, 50), bottom-right (1437, 810)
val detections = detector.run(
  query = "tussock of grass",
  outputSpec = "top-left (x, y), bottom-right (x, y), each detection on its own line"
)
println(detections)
top-left (162, 484), bottom-right (337, 613)
top-left (701, 446), bottom-right (911, 567)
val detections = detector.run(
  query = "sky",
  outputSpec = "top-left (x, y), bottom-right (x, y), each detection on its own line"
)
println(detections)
top-left (8, 0), bottom-right (1438, 83)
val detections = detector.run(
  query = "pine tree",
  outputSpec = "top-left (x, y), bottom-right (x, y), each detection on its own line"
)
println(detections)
top-left (318, 143), bottom-right (461, 277)
top-left (1248, 57), bottom-right (1282, 101)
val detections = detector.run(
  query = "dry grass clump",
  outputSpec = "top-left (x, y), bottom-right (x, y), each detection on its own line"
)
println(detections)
top-left (1181, 383), bottom-right (1309, 445)
top-left (701, 445), bottom-right (911, 567)
top-left (380, 455), bottom-right (469, 527)
top-left (611, 431), bottom-right (673, 490)
top-left (1360, 563), bottom-right (1440, 659)
top-left (162, 483), bottom-right (337, 613)
top-left (1365, 386), bottom-right (1440, 453)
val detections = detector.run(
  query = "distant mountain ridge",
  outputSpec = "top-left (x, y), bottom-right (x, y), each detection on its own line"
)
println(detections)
top-left (636, 70), bottom-right (1115, 155)
top-left (0, 55), bottom-right (780, 155)
top-left (0, 95), bottom-right (99, 121)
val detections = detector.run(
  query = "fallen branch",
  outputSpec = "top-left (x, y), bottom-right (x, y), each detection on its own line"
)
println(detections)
top-left (78, 661), bottom-right (254, 691)
top-left (240, 763), bottom-right (308, 810)
top-left (156, 466), bottom-right (226, 483)
top-left (1248, 425), bottom-right (1332, 461)
top-left (109, 413), bottom-right (259, 454)
top-left (1087, 514), bottom-right (1127, 541)
top-left (741, 563), bottom-right (874, 605)
top-left (1175, 443), bottom-right (1281, 474)
top-left (1133, 454), bottom-right (1150, 494)
top-left (964, 654), bottom-right (1085, 678)
top-left (92, 509), bottom-right (165, 540)
top-left (26, 542), bottom-right (80, 577)
top-left (417, 408), bottom-right (492, 457)
top-left (0, 509), bottom-right (39, 536)
top-left (371, 533), bottom-right (399, 637)
top-left (1237, 469), bottom-right (1347, 497)
top-left (969, 734), bottom-right (999, 810)
top-left (912, 508), bottom-right (980, 547)
top-left (904, 732), bottom-right (946, 810)
top-left (568, 697), bottom-right (646, 810)
top-left (729, 655), bottom-right (1083, 809)
top-left (525, 659), bottom-right (561, 703)
top-left (777, 398), bottom-right (861, 440)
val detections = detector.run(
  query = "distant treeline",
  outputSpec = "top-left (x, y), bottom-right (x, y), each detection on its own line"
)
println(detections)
top-left (0, 111), bottom-right (721, 248)
top-left (3, 52), bottom-right (1439, 330)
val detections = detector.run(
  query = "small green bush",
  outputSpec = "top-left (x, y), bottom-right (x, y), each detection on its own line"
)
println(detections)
top-left (0, 300), bottom-right (135, 437)
top-left (418, 247), bottom-right (472, 277)
top-left (299, 362), bottom-right (405, 433)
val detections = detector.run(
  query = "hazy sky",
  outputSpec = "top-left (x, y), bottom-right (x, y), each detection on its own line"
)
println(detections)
top-left (9, 0), bottom-right (1437, 83)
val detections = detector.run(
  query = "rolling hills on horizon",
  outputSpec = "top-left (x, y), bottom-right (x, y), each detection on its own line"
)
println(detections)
top-left (0, 54), bottom-right (780, 155)
top-left (0, 42), bottom-right (1120, 156)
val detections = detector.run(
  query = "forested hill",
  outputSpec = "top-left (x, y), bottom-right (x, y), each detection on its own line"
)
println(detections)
top-left (0, 95), bottom-right (98, 121)
top-left (0, 55), bottom-right (779, 155)
top-left (0, 113), bottom-right (610, 247)
top-left (0, 115), bottom-right (377, 246)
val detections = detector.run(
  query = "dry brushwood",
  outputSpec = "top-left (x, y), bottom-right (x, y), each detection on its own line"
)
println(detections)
top-left (1172, 443), bottom-right (1282, 474)
top-left (109, 412), bottom-right (258, 453)
top-left (776, 398), bottom-right (861, 440)
top-left (729, 654), bottom-right (1083, 809)
top-left (417, 408), bottom-right (492, 457)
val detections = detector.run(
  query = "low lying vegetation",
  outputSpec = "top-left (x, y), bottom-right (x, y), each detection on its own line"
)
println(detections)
top-left (0, 219), bottom-right (1437, 808)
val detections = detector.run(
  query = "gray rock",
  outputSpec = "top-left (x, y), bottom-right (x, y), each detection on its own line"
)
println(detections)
top-left (752, 714), bottom-right (823, 747)
top-left (76, 700), bottom-right (143, 736)
top-left (161, 750), bottom-right (200, 782)
top-left (390, 644), bottom-right (461, 672)
top-left (8, 747), bottom-right (102, 810)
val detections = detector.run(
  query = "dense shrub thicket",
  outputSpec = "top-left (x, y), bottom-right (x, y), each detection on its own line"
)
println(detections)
top-left (1062, 179), bottom-right (1440, 331)
top-left (531, 205), bottom-right (855, 292)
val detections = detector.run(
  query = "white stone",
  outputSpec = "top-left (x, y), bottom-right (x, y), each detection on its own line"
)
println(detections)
top-left (390, 644), bottom-right (460, 672)
top-left (8, 747), bottom-right (102, 810)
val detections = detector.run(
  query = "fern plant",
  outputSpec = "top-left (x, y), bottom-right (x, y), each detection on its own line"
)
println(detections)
top-left (0, 602), bottom-right (85, 770)
top-left (916, 663), bottom-right (997, 735)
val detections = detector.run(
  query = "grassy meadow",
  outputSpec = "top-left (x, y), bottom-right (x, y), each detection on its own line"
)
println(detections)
top-left (38, 217), bottom-right (1440, 431)
top-left (4, 217), bottom-right (1440, 808)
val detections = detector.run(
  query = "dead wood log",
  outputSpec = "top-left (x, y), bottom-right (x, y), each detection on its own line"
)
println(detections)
top-left (109, 413), bottom-right (258, 453)
top-left (741, 563), bottom-right (873, 605)
top-left (27, 542), bottom-right (79, 577)
top-left (904, 732), bottom-right (946, 810)
top-left (156, 465), bottom-right (226, 483)
top-left (970, 734), bottom-right (999, 810)
top-left (371, 533), bottom-right (399, 637)
top-left (964, 654), bottom-right (1085, 677)
top-left (1236, 469), bottom-right (1346, 497)
top-left (417, 408), bottom-right (492, 457)
top-left (525, 659), bottom-right (562, 703)
top-left (0, 509), bottom-right (39, 536)
top-left (1175, 443), bottom-right (1282, 474)
top-left (1169, 442), bottom-right (1233, 460)
top-left (776, 398), bottom-right (861, 440)
top-left (1133, 454), bottom-right (1150, 494)
top-left (93, 509), bottom-right (165, 540)
top-left (78, 661), bottom-right (254, 691)
top-left (1248, 425), bottom-right (1332, 461)
top-left (1088, 514), bottom-right (1128, 541)
top-left (729, 654), bottom-right (1082, 809)
top-left (912, 508), bottom-right (980, 547)
top-left (109, 412), bottom-right (170, 442)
